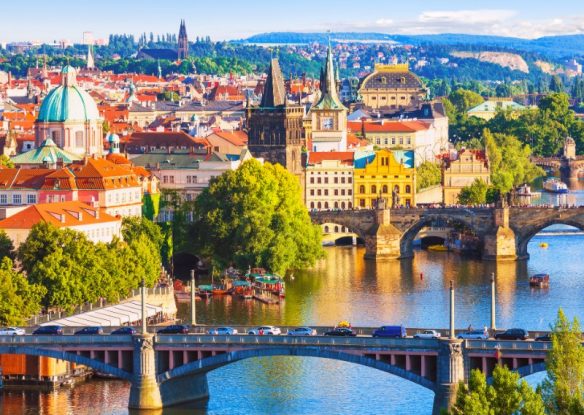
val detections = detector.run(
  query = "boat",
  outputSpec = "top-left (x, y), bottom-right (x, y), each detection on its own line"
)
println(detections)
top-left (197, 285), bottom-right (213, 298)
top-left (246, 268), bottom-right (286, 299)
top-left (428, 244), bottom-right (449, 252)
top-left (543, 178), bottom-right (568, 194)
top-left (529, 274), bottom-right (550, 288)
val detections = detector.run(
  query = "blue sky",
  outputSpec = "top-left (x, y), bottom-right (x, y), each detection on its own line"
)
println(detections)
top-left (1, 0), bottom-right (583, 43)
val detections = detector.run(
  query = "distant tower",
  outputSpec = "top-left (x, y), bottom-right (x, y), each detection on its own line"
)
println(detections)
top-left (87, 44), bottom-right (95, 69)
top-left (178, 20), bottom-right (189, 60)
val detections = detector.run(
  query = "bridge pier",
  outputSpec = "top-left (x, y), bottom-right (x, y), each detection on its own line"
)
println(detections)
top-left (128, 334), bottom-right (163, 410)
top-left (364, 207), bottom-right (402, 260)
top-left (432, 340), bottom-right (465, 415)
top-left (483, 207), bottom-right (517, 261)
top-left (159, 373), bottom-right (209, 407)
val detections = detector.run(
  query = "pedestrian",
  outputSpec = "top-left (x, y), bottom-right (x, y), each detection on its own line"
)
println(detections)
top-left (483, 326), bottom-right (488, 337)
top-left (468, 324), bottom-right (473, 332)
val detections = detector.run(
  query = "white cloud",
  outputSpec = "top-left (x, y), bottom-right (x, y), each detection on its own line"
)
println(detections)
top-left (375, 19), bottom-right (394, 27)
top-left (419, 9), bottom-right (517, 25)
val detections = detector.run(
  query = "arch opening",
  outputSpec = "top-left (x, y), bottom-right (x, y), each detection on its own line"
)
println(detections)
top-left (320, 222), bottom-right (364, 247)
top-left (519, 222), bottom-right (584, 259)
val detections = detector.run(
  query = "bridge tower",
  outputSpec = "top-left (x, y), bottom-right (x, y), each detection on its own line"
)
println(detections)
top-left (128, 334), bottom-right (163, 409)
top-left (483, 206), bottom-right (517, 261)
top-left (432, 340), bottom-right (465, 415)
top-left (364, 198), bottom-right (402, 259)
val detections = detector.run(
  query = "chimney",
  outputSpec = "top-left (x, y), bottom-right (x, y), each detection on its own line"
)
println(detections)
top-left (60, 213), bottom-right (66, 223)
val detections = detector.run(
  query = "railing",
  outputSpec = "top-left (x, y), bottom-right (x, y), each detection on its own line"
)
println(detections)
top-left (465, 339), bottom-right (553, 351)
top-left (0, 334), bottom-right (134, 346)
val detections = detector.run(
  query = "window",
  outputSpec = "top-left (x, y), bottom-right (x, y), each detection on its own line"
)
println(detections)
top-left (341, 189), bottom-right (345, 196)
top-left (310, 189), bottom-right (315, 196)
top-left (317, 189), bottom-right (322, 196)
top-left (13, 194), bottom-right (22, 205)
top-left (310, 202), bottom-right (314, 209)
top-left (163, 176), bottom-right (168, 184)
top-left (341, 177), bottom-right (345, 184)
top-left (310, 177), bottom-right (315, 184)
top-left (0, 194), bottom-right (6, 204)
top-left (371, 185), bottom-right (377, 194)
top-left (324, 190), bottom-right (328, 196)
top-left (391, 138), bottom-right (396, 145)
top-left (405, 185), bottom-right (411, 194)
top-left (348, 177), bottom-right (352, 184)
top-left (382, 185), bottom-right (388, 194)
top-left (334, 202), bottom-right (339, 209)
top-left (384, 138), bottom-right (388, 145)
top-left (359, 185), bottom-right (365, 194)
top-left (317, 178), bottom-right (322, 184)
top-left (169, 176), bottom-right (174, 184)
top-left (27, 194), bottom-right (36, 204)
top-left (187, 176), bottom-right (191, 184)
top-left (334, 189), bottom-right (338, 196)
top-left (334, 177), bottom-right (338, 184)
top-left (394, 185), bottom-right (400, 193)
top-left (406, 138), bottom-right (411, 145)
top-left (324, 202), bottom-right (329, 209)
top-left (359, 199), bottom-right (365, 207)
top-left (324, 177), bottom-right (328, 184)
top-left (399, 137), bottom-right (403, 145)
top-left (75, 131), bottom-right (84, 148)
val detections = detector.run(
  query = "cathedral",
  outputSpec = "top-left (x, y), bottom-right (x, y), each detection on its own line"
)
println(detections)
top-left (35, 65), bottom-right (103, 156)
top-left (246, 59), bottom-right (305, 183)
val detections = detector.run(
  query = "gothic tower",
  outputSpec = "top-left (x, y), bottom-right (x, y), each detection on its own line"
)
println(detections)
top-left (178, 20), bottom-right (189, 60)
top-left (247, 58), bottom-right (305, 184)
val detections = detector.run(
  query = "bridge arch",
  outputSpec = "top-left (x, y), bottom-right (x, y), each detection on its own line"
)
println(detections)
top-left (0, 345), bottom-right (133, 381)
top-left (400, 214), bottom-right (481, 258)
top-left (516, 220), bottom-right (584, 259)
top-left (157, 347), bottom-right (436, 392)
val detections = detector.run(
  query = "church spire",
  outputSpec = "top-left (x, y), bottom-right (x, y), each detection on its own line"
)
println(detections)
top-left (87, 44), bottom-right (95, 69)
top-left (178, 19), bottom-right (189, 59)
top-left (313, 45), bottom-right (344, 110)
top-left (260, 58), bottom-right (286, 108)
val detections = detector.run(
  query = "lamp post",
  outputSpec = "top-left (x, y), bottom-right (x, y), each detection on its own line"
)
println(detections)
top-left (491, 272), bottom-right (497, 333)
top-left (190, 269), bottom-right (196, 328)
top-left (450, 280), bottom-right (455, 340)
top-left (141, 278), bottom-right (147, 334)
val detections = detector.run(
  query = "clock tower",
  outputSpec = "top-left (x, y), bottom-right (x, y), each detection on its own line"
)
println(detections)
top-left (310, 46), bottom-right (348, 152)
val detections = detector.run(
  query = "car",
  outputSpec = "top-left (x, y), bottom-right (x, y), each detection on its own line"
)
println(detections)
top-left (414, 330), bottom-right (441, 339)
top-left (111, 327), bottom-right (136, 335)
top-left (287, 327), bottom-right (317, 336)
top-left (0, 327), bottom-right (25, 336)
top-left (372, 325), bottom-right (407, 338)
top-left (535, 334), bottom-right (552, 341)
top-left (157, 325), bottom-right (189, 334)
top-left (74, 326), bottom-right (103, 335)
top-left (32, 325), bottom-right (63, 335)
top-left (494, 328), bottom-right (529, 340)
top-left (207, 327), bottom-right (238, 335)
top-left (457, 330), bottom-right (489, 340)
top-left (248, 326), bottom-right (281, 335)
top-left (324, 328), bottom-right (356, 337)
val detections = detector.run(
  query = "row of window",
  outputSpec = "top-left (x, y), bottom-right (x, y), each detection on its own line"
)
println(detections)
top-left (81, 226), bottom-right (118, 240)
top-left (309, 201), bottom-right (353, 210)
top-left (357, 198), bottom-right (412, 208)
top-left (309, 171), bottom-right (350, 175)
top-left (0, 194), bottom-right (36, 205)
top-left (309, 189), bottom-right (352, 197)
top-left (106, 191), bottom-right (141, 204)
top-left (162, 176), bottom-right (217, 184)
top-left (372, 137), bottom-right (411, 146)
top-left (358, 185), bottom-right (411, 194)
top-left (309, 177), bottom-right (353, 184)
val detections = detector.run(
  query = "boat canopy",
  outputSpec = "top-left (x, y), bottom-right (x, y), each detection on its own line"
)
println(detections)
top-left (232, 280), bottom-right (251, 287)
top-left (198, 284), bottom-right (213, 291)
top-left (40, 301), bottom-right (162, 327)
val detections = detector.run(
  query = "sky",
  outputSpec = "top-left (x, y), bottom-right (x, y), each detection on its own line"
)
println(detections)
top-left (1, 0), bottom-right (584, 43)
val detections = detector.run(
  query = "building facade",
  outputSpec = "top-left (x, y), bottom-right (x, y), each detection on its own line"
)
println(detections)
top-left (305, 152), bottom-right (354, 211)
top-left (358, 64), bottom-right (426, 111)
top-left (354, 149), bottom-right (416, 208)
top-left (442, 149), bottom-right (490, 205)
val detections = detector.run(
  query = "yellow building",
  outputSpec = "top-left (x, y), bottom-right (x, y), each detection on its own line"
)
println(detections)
top-left (442, 149), bottom-right (490, 205)
top-left (354, 149), bottom-right (416, 208)
top-left (358, 64), bottom-right (426, 110)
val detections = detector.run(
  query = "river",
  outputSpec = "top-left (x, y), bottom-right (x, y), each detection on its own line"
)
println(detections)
top-left (3, 180), bottom-right (584, 415)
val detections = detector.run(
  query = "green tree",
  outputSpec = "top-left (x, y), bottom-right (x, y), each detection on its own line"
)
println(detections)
top-left (484, 129), bottom-right (544, 196)
top-left (122, 216), bottom-right (164, 251)
top-left (458, 179), bottom-right (489, 205)
top-left (549, 75), bottom-right (565, 93)
top-left (0, 257), bottom-right (45, 326)
top-left (540, 309), bottom-right (584, 414)
top-left (416, 161), bottom-right (442, 191)
top-left (449, 89), bottom-right (484, 114)
top-left (0, 230), bottom-right (15, 260)
top-left (451, 366), bottom-right (545, 415)
top-left (0, 154), bottom-right (14, 168)
top-left (192, 159), bottom-right (323, 274)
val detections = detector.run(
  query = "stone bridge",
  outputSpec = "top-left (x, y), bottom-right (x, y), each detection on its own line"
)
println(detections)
top-left (310, 207), bottom-right (584, 260)
top-left (0, 330), bottom-right (552, 415)
top-left (532, 156), bottom-right (584, 180)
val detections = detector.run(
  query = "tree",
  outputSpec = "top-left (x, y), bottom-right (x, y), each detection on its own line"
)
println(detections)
top-left (458, 179), bottom-right (488, 205)
top-left (122, 216), bottom-right (163, 251)
top-left (192, 159), bottom-right (323, 274)
top-left (549, 75), bottom-right (565, 93)
top-left (416, 161), bottom-right (442, 192)
top-left (484, 129), bottom-right (543, 196)
top-left (448, 89), bottom-right (484, 114)
top-left (540, 309), bottom-right (584, 414)
top-left (0, 154), bottom-right (14, 168)
top-left (0, 257), bottom-right (45, 326)
top-left (451, 366), bottom-right (545, 415)
top-left (0, 230), bottom-right (14, 260)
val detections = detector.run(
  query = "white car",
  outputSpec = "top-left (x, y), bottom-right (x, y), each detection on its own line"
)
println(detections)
top-left (248, 326), bottom-right (281, 335)
top-left (413, 330), bottom-right (441, 339)
top-left (287, 327), bottom-right (317, 336)
top-left (0, 327), bottom-right (25, 336)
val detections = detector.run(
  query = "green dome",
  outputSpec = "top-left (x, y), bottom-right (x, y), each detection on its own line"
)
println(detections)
top-left (37, 66), bottom-right (100, 122)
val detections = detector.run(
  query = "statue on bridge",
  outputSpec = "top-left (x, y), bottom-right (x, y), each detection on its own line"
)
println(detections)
top-left (392, 186), bottom-right (400, 208)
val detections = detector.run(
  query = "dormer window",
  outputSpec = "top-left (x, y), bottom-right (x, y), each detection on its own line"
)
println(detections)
top-left (380, 76), bottom-right (387, 84)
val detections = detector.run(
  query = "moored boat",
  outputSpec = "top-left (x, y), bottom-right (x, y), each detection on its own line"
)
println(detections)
top-left (543, 178), bottom-right (568, 194)
top-left (428, 244), bottom-right (448, 252)
top-left (529, 273), bottom-right (550, 288)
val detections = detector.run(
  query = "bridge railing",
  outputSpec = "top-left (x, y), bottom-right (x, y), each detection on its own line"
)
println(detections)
top-left (0, 334), bottom-right (134, 346)
top-left (465, 339), bottom-right (552, 352)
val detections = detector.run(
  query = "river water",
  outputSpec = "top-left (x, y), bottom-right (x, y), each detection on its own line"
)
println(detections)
top-left (3, 181), bottom-right (584, 415)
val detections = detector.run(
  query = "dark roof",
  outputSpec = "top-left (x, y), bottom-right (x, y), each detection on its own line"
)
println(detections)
top-left (361, 70), bottom-right (423, 90)
top-left (137, 48), bottom-right (178, 60)
top-left (380, 102), bottom-right (445, 119)
top-left (260, 59), bottom-right (286, 108)
top-left (179, 100), bottom-right (244, 112)
top-left (127, 132), bottom-right (203, 149)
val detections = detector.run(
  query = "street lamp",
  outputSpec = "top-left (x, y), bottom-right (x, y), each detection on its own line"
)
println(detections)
top-left (491, 273), bottom-right (497, 333)
top-left (450, 280), bottom-right (455, 340)
top-left (141, 278), bottom-right (147, 334)
top-left (190, 269), bottom-right (196, 328)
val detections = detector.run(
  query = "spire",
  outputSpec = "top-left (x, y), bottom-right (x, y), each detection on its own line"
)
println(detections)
top-left (178, 19), bottom-right (189, 59)
top-left (87, 44), bottom-right (95, 69)
top-left (157, 59), bottom-right (162, 79)
top-left (313, 45), bottom-right (344, 110)
top-left (260, 58), bottom-right (286, 107)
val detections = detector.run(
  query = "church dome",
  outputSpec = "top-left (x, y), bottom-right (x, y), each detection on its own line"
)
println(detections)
top-left (37, 65), bottom-right (100, 122)
top-left (107, 132), bottom-right (120, 143)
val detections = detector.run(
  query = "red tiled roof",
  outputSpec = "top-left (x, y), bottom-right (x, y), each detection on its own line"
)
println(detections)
top-left (308, 152), bottom-right (355, 166)
top-left (209, 131), bottom-right (248, 146)
top-left (0, 168), bottom-right (54, 190)
top-left (0, 201), bottom-right (120, 229)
